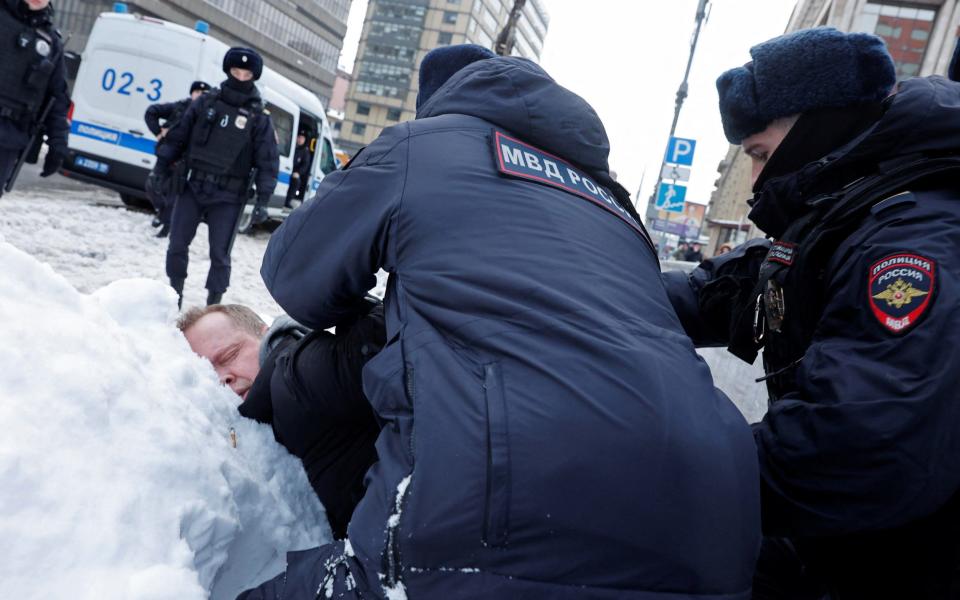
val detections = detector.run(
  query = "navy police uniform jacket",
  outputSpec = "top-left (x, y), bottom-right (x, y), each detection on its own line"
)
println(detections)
top-left (664, 77), bottom-right (960, 586)
top-left (0, 0), bottom-right (68, 153)
top-left (256, 56), bottom-right (760, 600)
top-left (155, 83), bottom-right (278, 204)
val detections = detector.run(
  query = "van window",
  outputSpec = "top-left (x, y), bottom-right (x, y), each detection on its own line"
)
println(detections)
top-left (319, 138), bottom-right (337, 175)
top-left (266, 102), bottom-right (294, 158)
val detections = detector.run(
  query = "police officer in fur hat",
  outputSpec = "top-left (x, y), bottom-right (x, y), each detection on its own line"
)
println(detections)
top-left (0, 0), bottom-right (69, 197)
top-left (144, 80), bottom-right (211, 237)
top-left (663, 27), bottom-right (960, 598)
top-left (155, 47), bottom-right (279, 307)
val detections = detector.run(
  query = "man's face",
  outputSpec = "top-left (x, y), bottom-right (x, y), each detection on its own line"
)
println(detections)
top-left (184, 312), bottom-right (263, 400)
top-left (742, 115), bottom-right (799, 186)
top-left (297, 135), bottom-right (306, 146)
top-left (230, 67), bottom-right (254, 82)
top-left (24, 0), bottom-right (50, 10)
top-left (190, 90), bottom-right (204, 101)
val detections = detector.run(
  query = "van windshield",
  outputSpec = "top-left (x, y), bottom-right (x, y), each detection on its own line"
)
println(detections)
top-left (319, 138), bottom-right (337, 175)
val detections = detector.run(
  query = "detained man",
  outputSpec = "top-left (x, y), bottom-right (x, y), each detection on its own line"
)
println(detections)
top-left (178, 302), bottom-right (385, 539)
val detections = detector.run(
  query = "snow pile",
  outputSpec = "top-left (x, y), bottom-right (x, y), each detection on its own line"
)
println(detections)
top-left (0, 240), bottom-right (330, 599)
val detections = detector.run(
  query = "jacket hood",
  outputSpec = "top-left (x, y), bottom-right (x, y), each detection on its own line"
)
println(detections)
top-left (416, 56), bottom-right (612, 177)
top-left (751, 76), bottom-right (960, 237)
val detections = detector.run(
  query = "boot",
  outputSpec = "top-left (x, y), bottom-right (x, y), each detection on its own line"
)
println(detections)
top-left (206, 290), bottom-right (223, 306)
top-left (155, 223), bottom-right (170, 238)
top-left (170, 278), bottom-right (185, 310)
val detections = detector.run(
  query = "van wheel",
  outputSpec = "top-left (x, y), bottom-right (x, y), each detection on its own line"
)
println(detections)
top-left (120, 193), bottom-right (152, 210)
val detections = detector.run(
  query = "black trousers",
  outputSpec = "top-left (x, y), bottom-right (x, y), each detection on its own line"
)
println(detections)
top-left (165, 187), bottom-right (243, 293)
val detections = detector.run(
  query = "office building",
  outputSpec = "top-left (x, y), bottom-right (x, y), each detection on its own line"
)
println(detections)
top-left (337, 0), bottom-right (550, 155)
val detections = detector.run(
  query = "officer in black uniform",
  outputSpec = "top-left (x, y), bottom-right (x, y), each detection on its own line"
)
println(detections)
top-left (285, 128), bottom-right (310, 207)
top-left (0, 0), bottom-right (68, 197)
top-left (664, 27), bottom-right (960, 598)
top-left (154, 47), bottom-right (279, 308)
top-left (144, 80), bottom-right (210, 237)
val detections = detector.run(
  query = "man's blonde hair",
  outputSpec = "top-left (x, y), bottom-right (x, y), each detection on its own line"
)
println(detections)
top-left (177, 304), bottom-right (267, 338)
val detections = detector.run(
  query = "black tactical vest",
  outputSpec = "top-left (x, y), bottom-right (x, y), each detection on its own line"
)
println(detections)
top-left (748, 155), bottom-right (960, 400)
top-left (0, 5), bottom-right (57, 120)
top-left (187, 92), bottom-right (258, 180)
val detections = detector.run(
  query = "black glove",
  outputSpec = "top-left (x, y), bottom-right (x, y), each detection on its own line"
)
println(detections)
top-left (40, 148), bottom-right (65, 177)
top-left (250, 202), bottom-right (269, 226)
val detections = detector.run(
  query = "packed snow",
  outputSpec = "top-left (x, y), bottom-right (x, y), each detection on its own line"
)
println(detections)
top-left (0, 237), bottom-right (331, 599)
top-left (0, 176), bottom-right (767, 597)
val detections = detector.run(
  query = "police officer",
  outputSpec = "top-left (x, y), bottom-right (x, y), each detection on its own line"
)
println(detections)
top-left (144, 80), bottom-right (210, 237)
top-left (240, 44), bottom-right (760, 600)
top-left (154, 47), bottom-right (279, 308)
top-left (0, 0), bottom-right (68, 196)
top-left (285, 127), bottom-right (310, 208)
top-left (664, 27), bottom-right (960, 598)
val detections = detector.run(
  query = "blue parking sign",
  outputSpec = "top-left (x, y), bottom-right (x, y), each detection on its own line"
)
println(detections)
top-left (656, 182), bottom-right (687, 212)
top-left (666, 137), bottom-right (696, 166)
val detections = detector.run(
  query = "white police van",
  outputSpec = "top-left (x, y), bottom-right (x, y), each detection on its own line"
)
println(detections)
top-left (62, 4), bottom-right (338, 225)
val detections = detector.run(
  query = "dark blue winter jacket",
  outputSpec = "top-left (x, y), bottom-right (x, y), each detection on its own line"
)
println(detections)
top-left (665, 76), bottom-right (960, 540)
top-left (261, 56), bottom-right (760, 599)
top-left (156, 82), bottom-right (278, 204)
top-left (0, 1), bottom-right (69, 153)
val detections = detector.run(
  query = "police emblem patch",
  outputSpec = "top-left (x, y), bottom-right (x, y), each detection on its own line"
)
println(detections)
top-left (868, 253), bottom-right (935, 334)
top-left (235, 115), bottom-right (248, 129)
top-left (35, 39), bottom-right (50, 57)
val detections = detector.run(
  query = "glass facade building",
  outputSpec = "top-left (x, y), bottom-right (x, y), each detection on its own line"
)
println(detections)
top-left (202, 0), bottom-right (342, 75)
top-left (339, 0), bottom-right (550, 155)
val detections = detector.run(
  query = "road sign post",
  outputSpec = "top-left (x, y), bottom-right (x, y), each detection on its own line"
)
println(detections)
top-left (659, 163), bottom-right (691, 182)
top-left (666, 137), bottom-right (697, 166)
top-left (655, 182), bottom-right (686, 212)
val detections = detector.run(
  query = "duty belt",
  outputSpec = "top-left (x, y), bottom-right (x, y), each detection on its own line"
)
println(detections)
top-left (189, 169), bottom-right (247, 193)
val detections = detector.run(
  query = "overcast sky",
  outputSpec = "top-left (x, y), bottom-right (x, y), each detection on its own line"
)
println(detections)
top-left (339, 0), bottom-right (798, 207)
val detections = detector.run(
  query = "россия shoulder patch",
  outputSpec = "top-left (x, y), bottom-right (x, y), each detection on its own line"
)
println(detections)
top-left (868, 253), bottom-right (936, 334)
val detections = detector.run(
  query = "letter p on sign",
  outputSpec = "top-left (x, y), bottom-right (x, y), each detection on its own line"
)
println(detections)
top-left (667, 137), bottom-right (696, 166)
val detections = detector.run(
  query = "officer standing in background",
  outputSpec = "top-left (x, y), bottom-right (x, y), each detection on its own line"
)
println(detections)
top-left (664, 27), bottom-right (960, 598)
top-left (285, 128), bottom-right (310, 208)
top-left (0, 0), bottom-right (68, 197)
top-left (144, 80), bottom-right (210, 237)
top-left (154, 47), bottom-right (278, 308)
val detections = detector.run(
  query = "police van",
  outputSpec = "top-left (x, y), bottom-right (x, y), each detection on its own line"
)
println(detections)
top-left (62, 5), bottom-right (338, 226)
